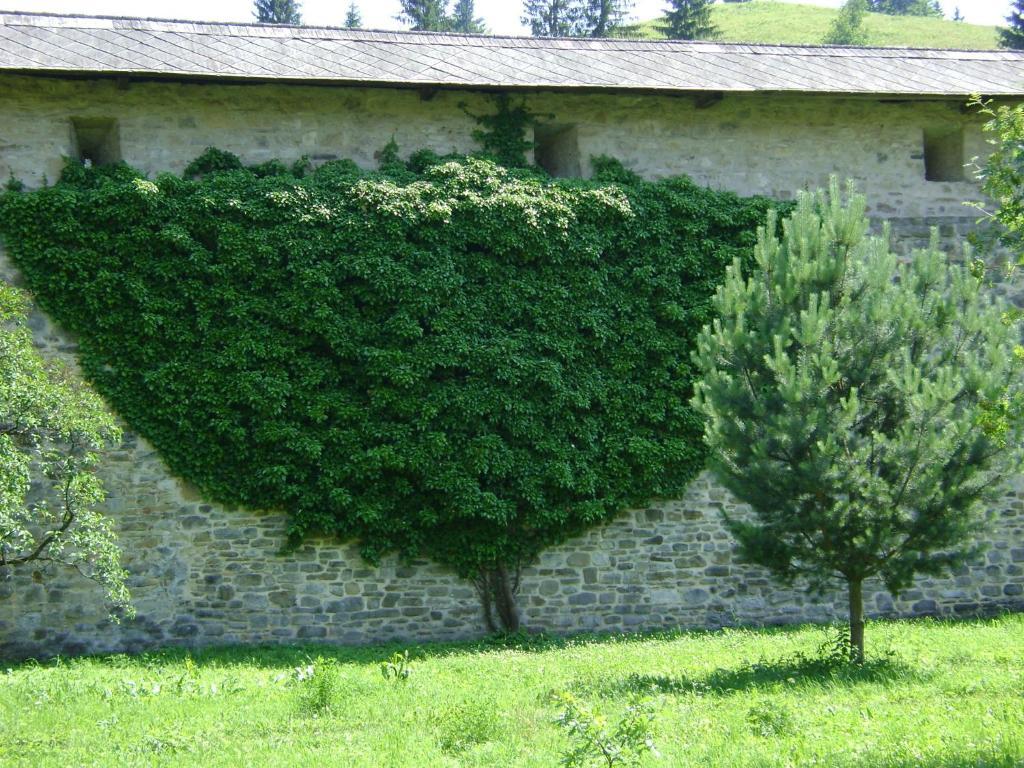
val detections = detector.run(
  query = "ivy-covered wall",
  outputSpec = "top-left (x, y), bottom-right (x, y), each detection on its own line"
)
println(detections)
top-left (0, 73), bottom-right (1018, 658)
top-left (0, 151), bottom-right (784, 607)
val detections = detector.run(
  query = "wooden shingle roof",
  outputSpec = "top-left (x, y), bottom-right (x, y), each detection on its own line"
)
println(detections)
top-left (1, 10), bottom-right (1023, 96)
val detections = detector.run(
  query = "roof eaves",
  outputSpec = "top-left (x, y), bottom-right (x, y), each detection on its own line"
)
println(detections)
top-left (2, 66), bottom-right (1009, 99)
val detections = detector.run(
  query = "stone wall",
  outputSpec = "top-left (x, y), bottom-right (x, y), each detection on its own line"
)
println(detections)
top-left (0, 74), bottom-right (989, 216)
top-left (0, 74), bottom-right (1021, 659)
top-left (2, 447), bottom-right (1021, 659)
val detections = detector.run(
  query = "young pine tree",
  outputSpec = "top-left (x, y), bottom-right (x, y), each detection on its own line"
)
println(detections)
top-left (397, 0), bottom-right (450, 31)
top-left (1001, 0), bottom-right (1024, 49)
top-left (693, 182), bottom-right (1024, 662)
top-left (450, 0), bottom-right (487, 33)
top-left (345, 2), bottom-right (362, 28)
top-left (823, 0), bottom-right (869, 46)
top-left (659, 0), bottom-right (719, 40)
top-left (253, 0), bottom-right (302, 24)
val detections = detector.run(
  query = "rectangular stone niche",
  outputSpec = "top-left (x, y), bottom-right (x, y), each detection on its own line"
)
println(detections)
top-left (535, 124), bottom-right (581, 178)
top-left (70, 117), bottom-right (121, 166)
top-left (923, 125), bottom-right (965, 183)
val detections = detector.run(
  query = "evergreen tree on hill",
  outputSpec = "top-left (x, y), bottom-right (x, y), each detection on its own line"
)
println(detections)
top-left (868, 0), bottom-right (942, 17)
top-left (450, 0), bottom-right (487, 33)
top-left (345, 2), bottom-right (362, 28)
top-left (1001, 0), bottom-right (1024, 50)
top-left (397, 0), bottom-right (451, 31)
top-left (522, 0), bottom-right (582, 36)
top-left (523, 0), bottom-right (630, 37)
top-left (659, 0), bottom-right (719, 41)
top-left (583, 0), bottom-right (633, 37)
top-left (254, 0), bottom-right (301, 25)
top-left (823, 0), bottom-right (869, 46)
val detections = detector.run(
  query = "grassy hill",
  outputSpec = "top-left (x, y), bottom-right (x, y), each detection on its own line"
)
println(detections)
top-left (629, 1), bottom-right (1000, 49)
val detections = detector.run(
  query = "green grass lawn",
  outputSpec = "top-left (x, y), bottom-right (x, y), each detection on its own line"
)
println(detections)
top-left (628, 1), bottom-right (1000, 48)
top-left (2, 615), bottom-right (1023, 767)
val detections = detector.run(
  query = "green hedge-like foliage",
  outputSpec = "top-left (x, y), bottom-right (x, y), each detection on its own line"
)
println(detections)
top-left (0, 151), bottom-right (778, 578)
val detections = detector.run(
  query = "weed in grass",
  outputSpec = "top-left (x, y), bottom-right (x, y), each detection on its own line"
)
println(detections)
top-left (555, 692), bottom-right (658, 768)
top-left (134, 733), bottom-right (190, 755)
top-left (800, 623), bottom-right (899, 670)
top-left (574, 672), bottom-right (694, 699)
top-left (815, 624), bottom-right (858, 666)
top-left (380, 650), bottom-right (412, 683)
top-left (746, 700), bottom-right (795, 737)
top-left (176, 653), bottom-right (201, 694)
top-left (855, 742), bottom-right (1024, 768)
top-left (295, 656), bottom-right (339, 716)
top-left (432, 699), bottom-right (501, 753)
top-left (121, 679), bottom-right (163, 697)
top-left (5, 735), bottom-right (70, 754)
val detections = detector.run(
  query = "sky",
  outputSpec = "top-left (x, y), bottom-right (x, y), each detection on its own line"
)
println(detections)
top-left (0, 0), bottom-right (1012, 33)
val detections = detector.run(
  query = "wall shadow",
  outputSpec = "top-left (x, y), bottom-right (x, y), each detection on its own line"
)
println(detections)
top-left (5, 612), bottom-right (1018, 671)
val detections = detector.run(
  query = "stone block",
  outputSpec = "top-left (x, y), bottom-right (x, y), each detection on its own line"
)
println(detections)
top-left (268, 591), bottom-right (295, 608)
top-left (681, 588), bottom-right (710, 606)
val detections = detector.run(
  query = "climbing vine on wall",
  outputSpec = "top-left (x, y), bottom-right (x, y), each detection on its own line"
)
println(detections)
top-left (463, 93), bottom-right (540, 168)
top-left (0, 144), bottom-right (778, 626)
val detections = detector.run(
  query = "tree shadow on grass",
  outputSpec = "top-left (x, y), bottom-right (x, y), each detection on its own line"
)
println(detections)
top-left (576, 654), bottom-right (925, 699)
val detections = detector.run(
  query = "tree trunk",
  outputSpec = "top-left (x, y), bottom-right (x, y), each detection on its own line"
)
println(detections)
top-left (475, 564), bottom-right (521, 633)
top-left (493, 562), bottom-right (520, 632)
top-left (477, 570), bottom-right (497, 633)
top-left (848, 578), bottom-right (865, 664)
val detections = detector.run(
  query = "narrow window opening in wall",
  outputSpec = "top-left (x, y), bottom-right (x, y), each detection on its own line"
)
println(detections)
top-left (534, 124), bottom-right (581, 178)
top-left (923, 126), bottom-right (965, 182)
top-left (70, 117), bottom-right (121, 166)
